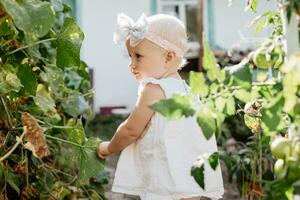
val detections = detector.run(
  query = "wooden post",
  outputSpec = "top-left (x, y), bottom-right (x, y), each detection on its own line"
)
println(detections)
top-left (281, 7), bottom-right (300, 57)
top-left (281, 2), bottom-right (300, 200)
top-left (89, 68), bottom-right (94, 111)
top-left (197, 0), bottom-right (204, 72)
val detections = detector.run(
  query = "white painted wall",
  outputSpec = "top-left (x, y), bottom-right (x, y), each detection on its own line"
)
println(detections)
top-left (78, 0), bottom-right (151, 113)
top-left (213, 0), bottom-right (276, 50)
top-left (77, 0), bottom-right (274, 113)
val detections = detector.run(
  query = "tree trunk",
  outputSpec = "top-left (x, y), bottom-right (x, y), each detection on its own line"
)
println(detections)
top-left (197, 0), bottom-right (204, 72)
top-left (281, 7), bottom-right (300, 57)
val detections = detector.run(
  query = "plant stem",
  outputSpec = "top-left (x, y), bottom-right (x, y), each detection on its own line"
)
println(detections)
top-left (45, 125), bottom-right (73, 130)
top-left (2, 130), bottom-right (11, 148)
top-left (45, 134), bottom-right (84, 148)
top-left (5, 38), bottom-right (56, 56)
top-left (44, 164), bottom-right (73, 178)
top-left (258, 131), bottom-right (263, 190)
top-left (1, 96), bottom-right (14, 128)
top-left (25, 151), bottom-right (29, 188)
top-left (0, 131), bottom-right (25, 162)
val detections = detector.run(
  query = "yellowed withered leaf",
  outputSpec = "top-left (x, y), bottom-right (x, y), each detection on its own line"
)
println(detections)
top-left (21, 112), bottom-right (49, 158)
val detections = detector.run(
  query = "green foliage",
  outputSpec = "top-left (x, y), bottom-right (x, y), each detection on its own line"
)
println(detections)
top-left (196, 105), bottom-right (217, 140)
top-left (66, 119), bottom-right (105, 184)
top-left (191, 152), bottom-right (220, 190)
top-left (57, 17), bottom-right (84, 68)
top-left (152, 0), bottom-right (300, 198)
top-left (0, 0), bottom-right (56, 37)
top-left (191, 159), bottom-right (205, 189)
top-left (0, 0), bottom-right (104, 199)
top-left (189, 71), bottom-right (208, 97)
top-left (17, 64), bottom-right (38, 96)
top-left (202, 36), bottom-right (226, 83)
top-left (208, 152), bottom-right (220, 170)
top-left (150, 93), bottom-right (195, 120)
top-left (247, 0), bottom-right (258, 12)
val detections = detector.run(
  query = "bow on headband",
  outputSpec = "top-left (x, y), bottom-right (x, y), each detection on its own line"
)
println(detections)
top-left (113, 13), bottom-right (148, 47)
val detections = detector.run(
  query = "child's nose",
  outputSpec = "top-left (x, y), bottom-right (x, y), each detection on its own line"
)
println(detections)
top-left (129, 60), bottom-right (136, 69)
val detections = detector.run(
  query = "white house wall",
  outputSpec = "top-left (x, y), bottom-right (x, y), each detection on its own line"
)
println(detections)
top-left (78, 0), bottom-right (274, 113)
top-left (78, 0), bottom-right (151, 113)
top-left (213, 0), bottom-right (276, 50)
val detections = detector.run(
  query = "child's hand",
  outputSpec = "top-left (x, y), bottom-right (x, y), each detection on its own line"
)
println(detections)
top-left (97, 141), bottom-right (111, 159)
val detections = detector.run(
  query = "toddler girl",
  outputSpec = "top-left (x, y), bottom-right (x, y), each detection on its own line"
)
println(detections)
top-left (97, 13), bottom-right (224, 200)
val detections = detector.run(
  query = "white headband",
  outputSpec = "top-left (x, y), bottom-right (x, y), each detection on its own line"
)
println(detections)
top-left (113, 13), bottom-right (185, 57)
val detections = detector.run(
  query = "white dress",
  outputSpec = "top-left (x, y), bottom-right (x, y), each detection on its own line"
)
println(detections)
top-left (111, 77), bottom-right (224, 200)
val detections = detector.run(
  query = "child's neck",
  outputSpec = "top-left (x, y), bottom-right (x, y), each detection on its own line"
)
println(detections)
top-left (160, 71), bottom-right (181, 80)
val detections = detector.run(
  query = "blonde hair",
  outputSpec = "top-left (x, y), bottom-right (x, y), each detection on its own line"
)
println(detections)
top-left (114, 13), bottom-right (189, 69)
top-left (147, 14), bottom-right (189, 69)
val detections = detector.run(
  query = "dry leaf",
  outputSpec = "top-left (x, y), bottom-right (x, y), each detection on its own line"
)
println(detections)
top-left (20, 185), bottom-right (38, 200)
top-left (21, 112), bottom-right (49, 158)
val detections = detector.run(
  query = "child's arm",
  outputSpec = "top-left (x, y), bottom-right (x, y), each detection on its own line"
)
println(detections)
top-left (97, 83), bottom-right (165, 158)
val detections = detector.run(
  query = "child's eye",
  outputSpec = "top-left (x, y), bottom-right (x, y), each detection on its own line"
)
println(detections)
top-left (136, 54), bottom-right (142, 58)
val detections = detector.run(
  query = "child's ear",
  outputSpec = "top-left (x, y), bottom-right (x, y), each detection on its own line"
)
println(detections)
top-left (164, 51), bottom-right (176, 63)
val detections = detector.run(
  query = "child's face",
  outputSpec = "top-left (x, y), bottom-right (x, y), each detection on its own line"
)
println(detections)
top-left (126, 39), bottom-right (167, 80)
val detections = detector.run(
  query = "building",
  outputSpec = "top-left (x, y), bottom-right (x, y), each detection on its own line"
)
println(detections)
top-left (75, 0), bottom-right (276, 113)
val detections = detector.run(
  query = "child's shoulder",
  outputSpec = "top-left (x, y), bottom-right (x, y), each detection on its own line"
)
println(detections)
top-left (139, 82), bottom-right (165, 100)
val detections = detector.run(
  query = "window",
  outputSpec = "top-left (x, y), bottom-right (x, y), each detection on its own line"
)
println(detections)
top-left (157, 0), bottom-right (199, 58)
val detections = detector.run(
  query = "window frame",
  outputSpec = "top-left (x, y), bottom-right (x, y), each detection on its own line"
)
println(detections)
top-left (156, 0), bottom-right (199, 58)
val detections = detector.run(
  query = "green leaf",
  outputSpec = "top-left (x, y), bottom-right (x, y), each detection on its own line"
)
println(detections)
top-left (215, 112), bottom-right (225, 138)
top-left (224, 96), bottom-right (236, 116)
top-left (0, 0), bottom-right (55, 37)
top-left (78, 61), bottom-right (91, 80)
top-left (234, 89), bottom-right (251, 103)
top-left (229, 64), bottom-right (252, 89)
top-left (261, 95), bottom-right (285, 135)
top-left (17, 64), bottom-right (37, 96)
top-left (215, 96), bottom-right (226, 112)
top-left (50, 182), bottom-right (71, 199)
top-left (24, 33), bottom-right (42, 59)
top-left (0, 17), bottom-right (18, 37)
top-left (5, 168), bottom-right (20, 194)
top-left (196, 106), bottom-right (216, 140)
top-left (249, 0), bottom-right (258, 12)
top-left (250, 11), bottom-right (274, 35)
top-left (210, 82), bottom-right (220, 94)
top-left (0, 67), bottom-right (23, 94)
top-left (254, 17), bottom-right (268, 35)
top-left (57, 17), bottom-right (84, 68)
top-left (61, 93), bottom-right (89, 117)
top-left (63, 120), bottom-right (104, 185)
top-left (150, 93), bottom-right (195, 120)
top-left (40, 66), bottom-right (65, 97)
top-left (191, 159), bottom-right (205, 189)
top-left (33, 84), bottom-right (60, 119)
top-left (65, 67), bottom-right (83, 89)
top-left (258, 85), bottom-right (280, 100)
top-left (189, 71), bottom-right (209, 97)
top-left (66, 118), bottom-right (86, 145)
top-left (76, 137), bottom-right (105, 184)
top-left (285, 187), bottom-right (294, 200)
top-left (43, 171), bottom-right (55, 191)
top-left (202, 36), bottom-right (223, 82)
top-left (208, 152), bottom-right (219, 170)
